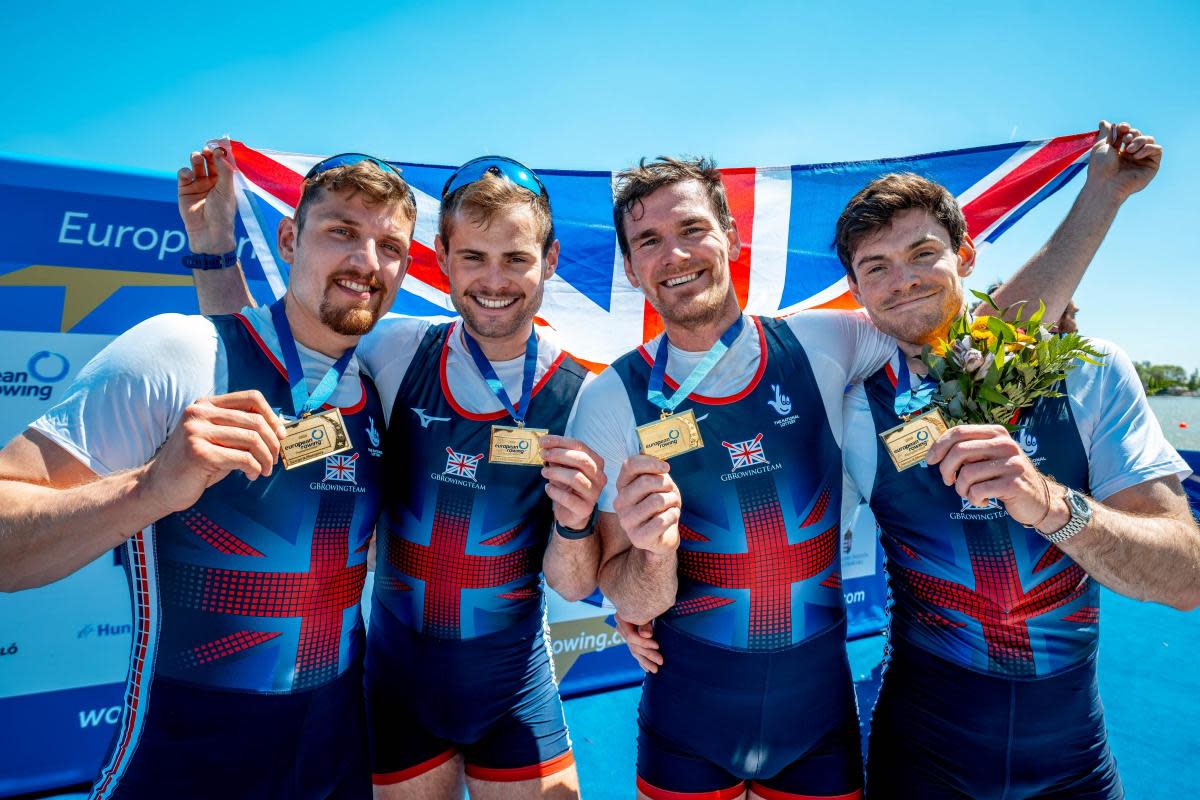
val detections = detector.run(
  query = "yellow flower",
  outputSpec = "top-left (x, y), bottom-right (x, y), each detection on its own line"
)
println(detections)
top-left (931, 338), bottom-right (949, 357)
top-left (1004, 332), bottom-right (1037, 353)
top-left (969, 317), bottom-right (997, 348)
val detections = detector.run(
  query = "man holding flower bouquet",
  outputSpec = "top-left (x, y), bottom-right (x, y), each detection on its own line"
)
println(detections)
top-left (835, 125), bottom-right (1200, 798)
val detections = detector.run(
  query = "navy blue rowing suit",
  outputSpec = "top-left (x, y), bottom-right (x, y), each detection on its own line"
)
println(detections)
top-left (91, 313), bottom-right (384, 800)
top-left (611, 316), bottom-right (863, 800)
top-left (857, 356), bottom-right (1119, 799)
top-left (367, 321), bottom-right (586, 784)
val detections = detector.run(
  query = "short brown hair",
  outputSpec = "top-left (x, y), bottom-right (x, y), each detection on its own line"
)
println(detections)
top-left (295, 160), bottom-right (417, 235)
top-left (613, 157), bottom-right (733, 258)
top-left (834, 172), bottom-right (966, 277)
top-left (439, 171), bottom-right (555, 254)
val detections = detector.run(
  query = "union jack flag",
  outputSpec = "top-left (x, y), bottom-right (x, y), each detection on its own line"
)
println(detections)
top-left (226, 132), bottom-right (1095, 366)
top-left (723, 434), bottom-right (768, 470)
top-left (324, 452), bottom-right (359, 482)
top-left (444, 448), bottom-right (484, 481)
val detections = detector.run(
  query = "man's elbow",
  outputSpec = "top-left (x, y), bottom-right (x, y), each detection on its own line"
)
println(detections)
top-left (1165, 585), bottom-right (1200, 613)
top-left (546, 572), bottom-right (597, 604)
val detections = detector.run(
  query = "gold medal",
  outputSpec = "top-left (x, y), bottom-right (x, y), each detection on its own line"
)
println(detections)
top-left (879, 407), bottom-right (948, 471)
top-left (636, 409), bottom-right (704, 460)
top-left (489, 424), bottom-right (549, 466)
top-left (280, 407), bottom-right (353, 470)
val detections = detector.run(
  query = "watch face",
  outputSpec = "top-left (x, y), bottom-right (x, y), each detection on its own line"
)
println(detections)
top-left (1068, 489), bottom-right (1093, 520)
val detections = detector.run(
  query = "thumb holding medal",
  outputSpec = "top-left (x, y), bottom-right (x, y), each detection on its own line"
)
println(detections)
top-left (141, 389), bottom-right (287, 517)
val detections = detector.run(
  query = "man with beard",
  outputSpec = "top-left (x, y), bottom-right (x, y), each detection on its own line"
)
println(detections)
top-left (577, 122), bottom-right (1166, 800)
top-left (191, 154), bottom-right (602, 799)
top-left (0, 152), bottom-right (416, 798)
top-left (835, 161), bottom-right (1200, 797)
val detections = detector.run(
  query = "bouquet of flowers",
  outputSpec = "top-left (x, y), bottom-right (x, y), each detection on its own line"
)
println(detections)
top-left (920, 291), bottom-right (1104, 430)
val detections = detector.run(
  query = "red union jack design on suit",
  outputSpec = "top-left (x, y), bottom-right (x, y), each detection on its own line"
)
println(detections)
top-left (226, 132), bottom-right (1095, 366)
top-left (444, 448), bottom-right (483, 480)
top-left (325, 452), bottom-right (359, 482)
top-left (723, 434), bottom-right (767, 470)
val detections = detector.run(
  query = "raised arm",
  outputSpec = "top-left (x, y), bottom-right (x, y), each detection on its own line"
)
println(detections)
top-left (0, 391), bottom-right (285, 592)
top-left (178, 144), bottom-right (255, 314)
top-left (596, 456), bottom-right (681, 625)
top-left (987, 120), bottom-right (1162, 324)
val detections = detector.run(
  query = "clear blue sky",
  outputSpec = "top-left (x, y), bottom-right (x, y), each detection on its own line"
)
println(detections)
top-left (3, 0), bottom-right (1197, 370)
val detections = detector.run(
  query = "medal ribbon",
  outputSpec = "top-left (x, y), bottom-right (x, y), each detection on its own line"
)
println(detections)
top-left (648, 316), bottom-right (745, 415)
top-left (461, 323), bottom-right (539, 426)
top-left (269, 299), bottom-right (356, 418)
top-left (893, 348), bottom-right (938, 418)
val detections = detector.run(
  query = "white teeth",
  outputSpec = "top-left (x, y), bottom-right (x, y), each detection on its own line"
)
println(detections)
top-left (664, 272), bottom-right (701, 287)
top-left (337, 279), bottom-right (371, 293)
top-left (475, 296), bottom-right (517, 309)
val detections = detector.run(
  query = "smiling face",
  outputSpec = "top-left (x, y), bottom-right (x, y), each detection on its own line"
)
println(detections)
top-left (436, 202), bottom-right (557, 344)
top-left (279, 188), bottom-right (413, 340)
top-left (620, 179), bottom-right (741, 330)
top-left (847, 207), bottom-right (975, 345)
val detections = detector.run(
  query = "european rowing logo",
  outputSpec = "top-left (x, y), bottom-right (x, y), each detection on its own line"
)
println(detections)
top-left (324, 453), bottom-right (359, 483)
top-left (1, 351), bottom-right (71, 403)
top-left (444, 448), bottom-right (483, 481)
top-left (723, 434), bottom-right (768, 470)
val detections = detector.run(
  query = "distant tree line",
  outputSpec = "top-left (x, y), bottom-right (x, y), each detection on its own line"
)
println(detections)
top-left (1135, 362), bottom-right (1200, 396)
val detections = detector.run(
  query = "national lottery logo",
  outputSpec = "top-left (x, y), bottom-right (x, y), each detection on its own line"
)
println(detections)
top-left (1015, 426), bottom-right (1039, 457)
top-left (722, 433), bottom-right (767, 470)
top-left (367, 417), bottom-right (381, 448)
top-left (768, 384), bottom-right (792, 416)
top-left (444, 448), bottom-right (484, 481)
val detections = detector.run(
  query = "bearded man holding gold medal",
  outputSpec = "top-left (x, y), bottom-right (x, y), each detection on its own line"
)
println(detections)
top-left (0, 150), bottom-right (417, 797)
top-left (192, 154), bottom-right (602, 799)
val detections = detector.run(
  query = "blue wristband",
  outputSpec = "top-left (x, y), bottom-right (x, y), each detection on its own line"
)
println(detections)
top-left (183, 251), bottom-right (239, 270)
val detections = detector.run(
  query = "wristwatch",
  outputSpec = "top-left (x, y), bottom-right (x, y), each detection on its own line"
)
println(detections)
top-left (1040, 486), bottom-right (1092, 545)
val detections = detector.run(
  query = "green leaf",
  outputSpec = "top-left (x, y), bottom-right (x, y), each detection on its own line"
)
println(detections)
top-left (969, 289), bottom-right (999, 311)
top-left (978, 384), bottom-right (1010, 405)
top-left (1027, 298), bottom-right (1046, 328)
top-left (948, 396), bottom-right (965, 419)
top-left (986, 314), bottom-right (1016, 345)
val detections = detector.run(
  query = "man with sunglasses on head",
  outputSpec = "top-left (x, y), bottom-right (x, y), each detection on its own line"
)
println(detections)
top-left (192, 154), bottom-right (602, 800)
top-left (0, 149), bottom-right (416, 798)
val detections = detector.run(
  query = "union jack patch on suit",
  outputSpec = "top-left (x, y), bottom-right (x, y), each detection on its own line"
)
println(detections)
top-left (723, 434), bottom-right (767, 470)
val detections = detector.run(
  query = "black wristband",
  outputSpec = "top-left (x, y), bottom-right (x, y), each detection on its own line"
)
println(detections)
top-left (555, 509), bottom-right (597, 540)
top-left (183, 251), bottom-right (239, 270)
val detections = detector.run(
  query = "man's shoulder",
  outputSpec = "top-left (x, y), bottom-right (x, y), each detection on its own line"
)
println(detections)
top-left (107, 313), bottom-right (220, 367)
top-left (367, 314), bottom-right (443, 348)
top-left (1064, 337), bottom-right (1132, 396)
top-left (577, 362), bottom-right (631, 404)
